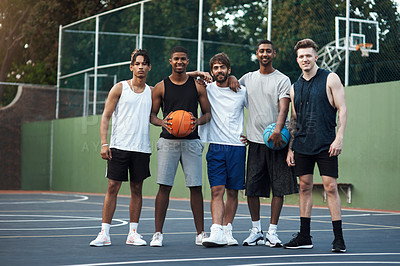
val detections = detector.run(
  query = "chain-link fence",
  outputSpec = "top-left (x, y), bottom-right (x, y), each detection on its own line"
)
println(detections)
top-left (57, 0), bottom-right (400, 119)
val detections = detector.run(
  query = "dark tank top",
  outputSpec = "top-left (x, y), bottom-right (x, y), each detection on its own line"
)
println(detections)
top-left (160, 76), bottom-right (199, 139)
top-left (293, 68), bottom-right (337, 155)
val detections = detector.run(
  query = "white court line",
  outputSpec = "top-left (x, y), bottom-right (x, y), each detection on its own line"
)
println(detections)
top-left (0, 214), bottom-right (127, 230)
top-left (63, 253), bottom-right (400, 266)
top-left (0, 193), bottom-right (88, 204)
top-left (235, 262), bottom-right (400, 265)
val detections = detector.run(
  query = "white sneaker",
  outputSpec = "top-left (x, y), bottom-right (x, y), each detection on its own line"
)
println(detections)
top-left (202, 224), bottom-right (227, 247)
top-left (90, 230), bottom-right (111, 247)
top-left (242, 227), bottom-right (265, 246)
top-left (265, 231), bottom-right (282, 247)
top-left (150, 232), bottom-right (163, 247)
top-left (224, 223), bottom-right (238, 246)
top-left (196, 231), bottom-right (208, 246)
top-left (126, 230), bottom-right (147, 246)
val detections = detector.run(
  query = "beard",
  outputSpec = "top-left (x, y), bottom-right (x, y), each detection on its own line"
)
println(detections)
top-left (214, 73), bottom-right (228, 83)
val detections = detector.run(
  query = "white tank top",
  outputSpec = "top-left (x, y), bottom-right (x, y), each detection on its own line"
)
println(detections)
top-left (110, 81), bottom-right (152, 153)
top-left (199, 82), bottom-right (247, 146)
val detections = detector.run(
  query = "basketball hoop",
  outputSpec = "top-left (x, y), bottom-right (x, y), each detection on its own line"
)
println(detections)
top-left (356, 43), bottom-right (373, 57)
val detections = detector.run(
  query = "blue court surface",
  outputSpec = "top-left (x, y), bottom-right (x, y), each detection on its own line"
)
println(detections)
top-left (1, 191), bottom-right (399, 266)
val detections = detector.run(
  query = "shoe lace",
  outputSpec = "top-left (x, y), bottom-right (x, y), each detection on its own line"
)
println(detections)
top-left (153, 232), bottom-right (161, 241)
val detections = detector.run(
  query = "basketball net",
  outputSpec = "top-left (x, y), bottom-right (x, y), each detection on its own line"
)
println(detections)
top-left (356, 43), bottom-right (373, 57)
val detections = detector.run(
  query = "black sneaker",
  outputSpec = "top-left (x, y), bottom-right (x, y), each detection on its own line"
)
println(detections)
top-left (283, 233), bottom-right (313, 249)
top-left (332, 237), bottom-right (346, 253)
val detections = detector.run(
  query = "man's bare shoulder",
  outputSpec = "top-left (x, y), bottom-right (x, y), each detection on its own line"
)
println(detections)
top-left (109, 82), bottom-right (123, 96)
top-left (152, 80), bottom-right (165, 95)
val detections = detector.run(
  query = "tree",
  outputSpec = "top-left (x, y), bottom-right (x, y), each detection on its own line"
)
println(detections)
top-left (0, 0), bottom-right (135, 105)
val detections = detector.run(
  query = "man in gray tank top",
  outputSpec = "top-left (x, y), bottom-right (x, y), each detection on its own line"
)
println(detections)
top-left (284, 39), bottom-right (348, 253)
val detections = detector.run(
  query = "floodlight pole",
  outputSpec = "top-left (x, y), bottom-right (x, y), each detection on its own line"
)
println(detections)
top-left (197, 0), bottom-right (203, 71)
top-left (267, 0), bottom-right (272, 40)
top-left (93, 16), bottom-right (99, 115)
top-left (56, 25), bottom-right (62, 119)
top-left (139, 2), bottom-right (144, 49)
top-left (345, 0), bottom-right (350, 86)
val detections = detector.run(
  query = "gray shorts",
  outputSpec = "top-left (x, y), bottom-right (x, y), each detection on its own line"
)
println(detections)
top-left (156, 138), bottom-right (204, 187)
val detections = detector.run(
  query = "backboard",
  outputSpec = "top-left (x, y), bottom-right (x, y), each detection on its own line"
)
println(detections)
top-left (335, 16), bottom-right (379, 53)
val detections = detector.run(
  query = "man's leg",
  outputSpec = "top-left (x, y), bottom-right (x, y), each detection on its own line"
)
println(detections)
top-left (129, 180), bottom-right (144, 223)
top-left (247, 196), bottom-right (260, 222)
top-left (210, 185), bottom-right (225, 225)
top-left (283, 174), bottom-right (314, 249)
top-left (102, 179), bottom-right (122, 224)
top-left (189, 186), bottom-right (204, 234)
top-left (126, 180), bottom-right (147, 246)
top-left (299, 174), bottom-right (314, 219)
top-left (154, 184), bottom-right (172, 233)
top-left (90, 179), bottom-right (121, 247)
top-left (224, 189), bottom-right (238, 225)
top-left (321, 175), bottom-right (346, 252)
top-left (202, 185), bottom-right (227, 247)
top-left (321, 175), bottom-right (341, 221)
top-left (270, 196), bottom-right (283, 225)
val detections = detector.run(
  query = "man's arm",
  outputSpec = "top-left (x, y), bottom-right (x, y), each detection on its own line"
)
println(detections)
top-left (327, 73), bottom-right (348, 157)
top-left (287, 85), bottom-right (297, 166)
top-left (100, 83), bottom-right (122, 160)
top-left (187, 71), bottom-right (212, 84)
top-left (194, 82), bottom-right (211, 130)
top-left (150, 81), bottom-right (172, 132)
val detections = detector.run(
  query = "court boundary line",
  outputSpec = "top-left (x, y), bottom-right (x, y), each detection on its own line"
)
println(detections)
top-left (63, 253), bottom-right (400, 266)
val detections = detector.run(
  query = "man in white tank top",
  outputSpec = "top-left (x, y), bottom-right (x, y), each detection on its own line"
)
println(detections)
top-left (199, 53), bottom-right (248, 247)
top-left (90, 50), bottom-right (152, 247)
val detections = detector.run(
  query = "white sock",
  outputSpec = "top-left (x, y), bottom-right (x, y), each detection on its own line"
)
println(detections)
top-left (101, 223), bottom-right (111, 235)
top-left (129, 222), bottom-right (138, 233)
top-left (268, 224), bottom-right (278, 234)
top-left (252, 220), bottom-right (261, 231)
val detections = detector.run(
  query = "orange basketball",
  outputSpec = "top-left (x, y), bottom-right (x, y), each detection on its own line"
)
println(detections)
top-left (167, 110), bottom-right (193, 137)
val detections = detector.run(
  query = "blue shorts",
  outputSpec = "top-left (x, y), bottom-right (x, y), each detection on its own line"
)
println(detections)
top-left (206, 143), bottom-right (246, 190)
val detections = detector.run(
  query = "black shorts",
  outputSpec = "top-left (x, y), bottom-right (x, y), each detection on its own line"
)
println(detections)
top-left (246, 141), bottom-right (298, 197)
top-left (294, 150), bottom-right (338, 178)
top-left (106, 148), bottom-right (151, 182)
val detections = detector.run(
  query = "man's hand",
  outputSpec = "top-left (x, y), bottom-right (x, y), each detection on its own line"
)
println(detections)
top-left (240, 134), bottom-right (248, 146)
top-left (286, 149), bottom-right (295, 167)
top-left (195, 71), bottom-right (212, 86)
top-left (227, 76), bottom-right (240, 92)
top-left (101, 146), bottom-right (112, 160)
top-left (329, 137), bottom-right (343, 157)
top-left (162, 112), bottom-right (173, 133)
top-left (189, 112), bottom-right (198, 132)
top-left (267, 131), bottom-right (286, 150)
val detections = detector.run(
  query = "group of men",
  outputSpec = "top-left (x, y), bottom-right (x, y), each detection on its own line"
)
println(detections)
top-left (89, 38), bottom-right (348, 253)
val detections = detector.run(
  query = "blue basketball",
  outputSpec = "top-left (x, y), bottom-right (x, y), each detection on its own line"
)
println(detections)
top-left (263, 123), bottom-right (290, 150)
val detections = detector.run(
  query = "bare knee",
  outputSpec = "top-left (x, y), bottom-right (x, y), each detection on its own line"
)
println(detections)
top-left (107, 179), bottom-right (122, 195)
top-left (323, 182), bottom-right (338, 195)
top-left (211, 185), bottom-right (225, 199)
top-left (299, 180), bottom-right (313, 195)
top-left (226, 189), bottom-right (238, 201)
top-left (130, 181), bottom-right (143, 197)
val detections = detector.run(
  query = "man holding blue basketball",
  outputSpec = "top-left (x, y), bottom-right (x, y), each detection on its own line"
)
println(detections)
top-left (237, 40), bottom-right (298, 247)
top-left (199, 53), bottom-right (248, 247)
top-left (284, 39), bottom-right (348, 253)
